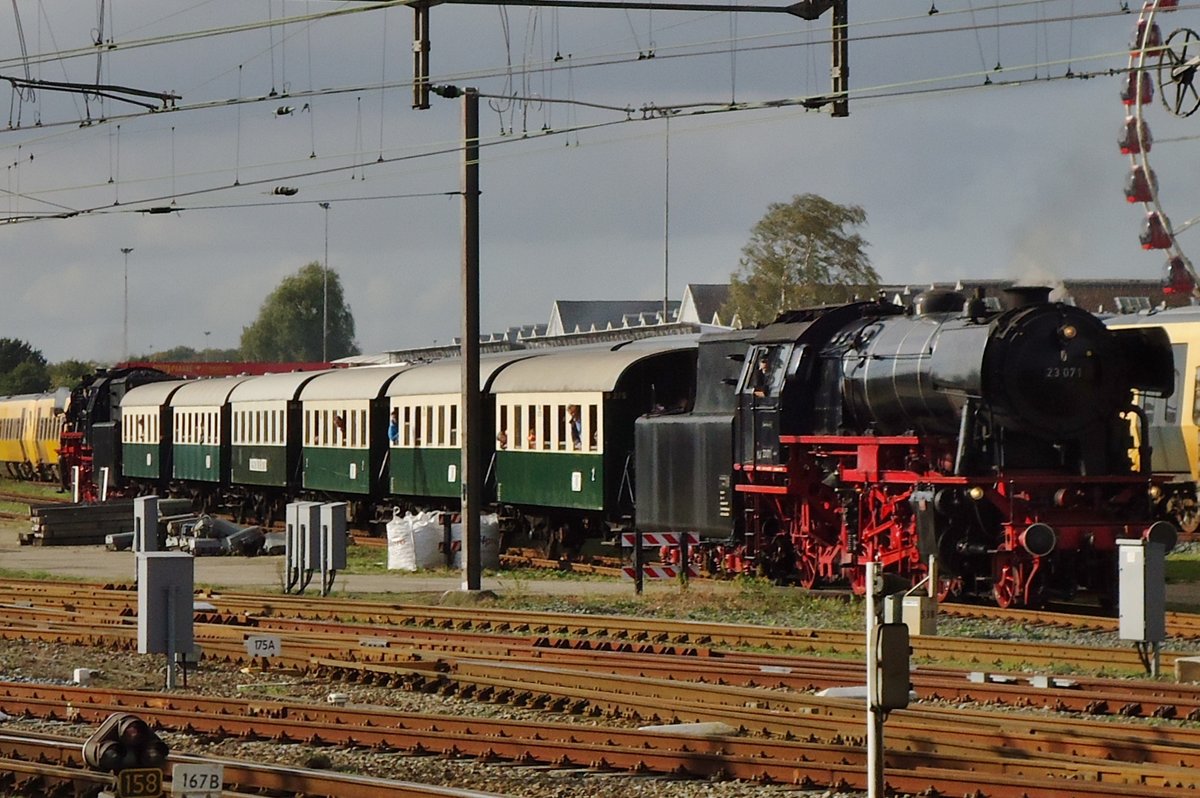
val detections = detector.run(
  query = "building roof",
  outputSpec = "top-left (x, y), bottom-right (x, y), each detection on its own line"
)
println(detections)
top-left (546, 299), bottom-right (680, 336)
top-left (679, 284), bottom-right (731, 325)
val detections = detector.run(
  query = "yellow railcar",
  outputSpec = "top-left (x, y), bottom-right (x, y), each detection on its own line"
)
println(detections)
top-left (0, 395), bottom-right (37, 479)
top-left (31, 389), bottom-right (68, 480)
top-left (1109, 306), bottom-right (1200, 529)
top-left (0, 389), bottom-right (70, 481)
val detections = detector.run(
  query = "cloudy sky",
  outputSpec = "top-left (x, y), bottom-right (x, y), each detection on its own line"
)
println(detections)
top-left (0, 1), bottom-right (1194, 363)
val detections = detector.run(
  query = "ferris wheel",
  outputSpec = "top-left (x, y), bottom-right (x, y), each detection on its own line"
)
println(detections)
top-left (1122, 0), bottom-right (1200, 297)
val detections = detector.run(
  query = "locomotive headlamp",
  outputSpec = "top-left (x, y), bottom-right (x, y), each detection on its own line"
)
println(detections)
top-left (1059, 324), bottom-right (1078, 341)
top-left (967, 485), bottom-right (985, 501)
top-left (1148, 484), bottom-right (1163, 500)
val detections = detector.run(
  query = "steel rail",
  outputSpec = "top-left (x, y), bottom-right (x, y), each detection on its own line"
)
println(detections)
top-left (0, 685), bottom-right (1193, 797)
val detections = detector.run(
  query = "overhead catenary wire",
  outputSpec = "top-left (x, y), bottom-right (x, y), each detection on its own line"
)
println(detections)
top-left (0, 48), bottom-right (1143, 226)
top-left (0, 0), bottom-right (1167, 225)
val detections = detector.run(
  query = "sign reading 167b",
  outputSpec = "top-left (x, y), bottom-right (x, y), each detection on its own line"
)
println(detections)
top-left (171, 763), bottom-right (224, 797)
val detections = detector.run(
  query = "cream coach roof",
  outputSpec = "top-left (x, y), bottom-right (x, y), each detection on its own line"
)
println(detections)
top-left (171, 377), bottom-right (255, 407)
top-left (121, 380), bottom-right (188, 409)
top-left (300, 365), bottom-right (412, 401)
top-left (385, 353), bottom-right (539, 397)
top-left (228, 370), bottom-right (332, 402)
top-left (490, 340), bottom-right (695, 394)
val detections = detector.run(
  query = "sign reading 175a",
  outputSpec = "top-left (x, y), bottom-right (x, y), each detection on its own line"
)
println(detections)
top-left (171, 763), bottom-right (224, 797)
top-left (243, 634), bottom-right (281, 658)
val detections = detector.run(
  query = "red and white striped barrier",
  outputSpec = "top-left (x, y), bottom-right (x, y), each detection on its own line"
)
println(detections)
top-left (620, 532), bottom-right (700, 548)
top-left (622, 565), bottom-right (700, 581)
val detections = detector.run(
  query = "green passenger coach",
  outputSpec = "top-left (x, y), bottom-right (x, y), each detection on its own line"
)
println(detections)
top-left (171, 377), bottom-right (253, 486)
top-left (490, 341), bottom-right (697, 521)
top-left (229, 370), bottom-right (329, 488)
top-left (385, 353), bottom-right (538, 501)
top-left (120, 379), bottom-right (186, 487)
top-left (299, 365), bottom-right (411, 496)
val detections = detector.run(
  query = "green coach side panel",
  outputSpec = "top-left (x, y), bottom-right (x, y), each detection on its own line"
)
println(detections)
top-left (304, 446), bottom-right (370, 494)
top-left (495, 451), bottom-right (603, 510)
top-left (122, 442), bottom-right (162, 480)
top-left (390, 447), bottom-right (460, 499)
top-left (173, 443), bottom-right (222, 482)
top-left (232, 443), bottom-right (288, 487)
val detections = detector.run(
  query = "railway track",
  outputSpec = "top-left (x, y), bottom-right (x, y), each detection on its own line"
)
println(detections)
top-left (0, 728), bottom-right (509, 797)
top-left (5, 576), bottom-right (1200, 796)
top-left (0, 577), bottom-right (1185, 673)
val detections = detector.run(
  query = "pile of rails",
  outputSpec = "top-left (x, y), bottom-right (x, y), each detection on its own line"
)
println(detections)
top-left (22, 498), bottom-right (192, 547)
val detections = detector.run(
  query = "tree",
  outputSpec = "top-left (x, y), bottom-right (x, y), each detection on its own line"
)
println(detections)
top-left (0, 338), bottom-right (50, 394)
top-left (49, 360), bottom-right (97, 390)
top-left (722, 193), bottom-right (880, 327)
top-left (240, 262), bottom-right (361, 361)
top-left (140, 346), bottom-right (243, 362)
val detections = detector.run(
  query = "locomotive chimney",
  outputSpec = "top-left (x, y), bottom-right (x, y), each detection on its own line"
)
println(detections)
top-left (1002, 285), bottom-right (1053, 309)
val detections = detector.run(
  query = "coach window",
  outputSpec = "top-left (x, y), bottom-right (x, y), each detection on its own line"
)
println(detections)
top-left (449, 404), bottom-right (459, 447)
top-left (511, 405), bottom-right (522, 449)
top-left (413, 405), bottom-right (423, 446)
top-left (587, 404), bottom-right (599, 451)
top-left (540, 405), bottom-right (552, 449)
top-left (1190, 365), bottom-right (1200, 425)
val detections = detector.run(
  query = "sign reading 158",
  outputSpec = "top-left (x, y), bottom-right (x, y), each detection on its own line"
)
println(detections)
top-left (171, 763), bottom-right (224, 797)
top-left (116, 767), bottom-right (162, 798)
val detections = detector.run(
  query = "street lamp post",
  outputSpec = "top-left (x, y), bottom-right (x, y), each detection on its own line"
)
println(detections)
top-left (318, 202), bottom-right (330, 362)
top-left (120, 247), bottom-right (134, 362)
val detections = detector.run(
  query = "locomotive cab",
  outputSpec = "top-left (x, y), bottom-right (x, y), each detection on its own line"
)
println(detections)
top-left (737, 343), bottom-right (791, 465)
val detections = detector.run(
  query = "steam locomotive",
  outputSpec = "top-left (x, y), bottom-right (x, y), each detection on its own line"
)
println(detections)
top-left (637, 287), bottom-right (1177, 607)
top-left (48, 286), bottom-right (1176, 607)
